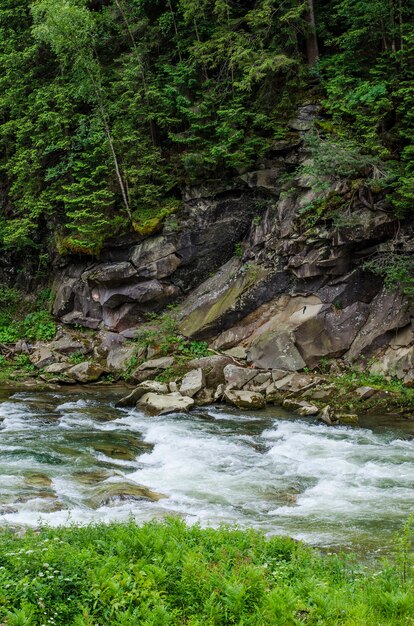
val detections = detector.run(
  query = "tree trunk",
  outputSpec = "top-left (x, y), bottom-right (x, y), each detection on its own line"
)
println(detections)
top-left (305, 0), bottom-right (319, 65)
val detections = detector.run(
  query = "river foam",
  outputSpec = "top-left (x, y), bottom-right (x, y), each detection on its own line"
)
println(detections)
top-left (0, 390), bottom-right (413, 549)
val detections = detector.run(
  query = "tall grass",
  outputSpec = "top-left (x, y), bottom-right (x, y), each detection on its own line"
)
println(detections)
top-left (0, 517), bottom-right (413, 625)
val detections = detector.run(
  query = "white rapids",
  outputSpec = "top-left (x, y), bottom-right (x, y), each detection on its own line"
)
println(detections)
top-left (1, 389), bottom-right (414, 550)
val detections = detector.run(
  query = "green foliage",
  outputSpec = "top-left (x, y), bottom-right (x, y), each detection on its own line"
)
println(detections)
top-left (0, 287), bottom-right (21, 309)
top-left (21, 311), bottom-right (56, 341)
top-left (0, 518), bottom-right (414, 624)
top-left (134, 311), bottom-right (209, 359)
top-left (329, 367), bottom-right (414, 412)
top-left (1, 0), bottom-right (414, 260)
top-left (364, 254), bottom-right (414, 297)
top-left (234, 242), bottom-right (243, 258)
top-left (69, 352), bottom-right (86, 365)
top-left (122, 311), bottom-right (210, 379)
top-left (0, 0), bottom-right (306, 255)
top-left (0, 288), bottom-right (56, 344)
top-left (317, 0), bottom-right (414, 216)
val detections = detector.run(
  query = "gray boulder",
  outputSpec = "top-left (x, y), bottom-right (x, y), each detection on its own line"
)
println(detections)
top-left (30, 346), bottom-right (56, 369)
top-left (106, 345), bottom-right (137, 371)
top-left (116, 381), bottom-right (169, 407)
top-left (137, 392), bottom-right (194, 415)
top-left (223, 364), bottom-right (259, 390)
top-left (43, 362), bottom-right (72, 374)
top-left (96, 280), bottom-right (178, 309)
top-left (282, 399), bottom-right (319, 416)
top-left (247, 330), bottom-right (306, 371)
top-left (137, 357), bottom-right (175, 371)
top-left (180, 368), bottom-right (205, 398)
top-left (186, 355), bottom-right (233, 387)
top-left (194, 388), bottom-right (215, 406)
top-left (49, 335), bottom-right (90, 355)
top-left (67, 362), bottom-right (106, 383)
top-left (224, 389), bottom-right (266, 410)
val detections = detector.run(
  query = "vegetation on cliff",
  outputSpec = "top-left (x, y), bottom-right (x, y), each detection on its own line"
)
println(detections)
top-left (1, 0), bottom-right (413, 260)
top-left (1, 517), bottom-right (414, 625)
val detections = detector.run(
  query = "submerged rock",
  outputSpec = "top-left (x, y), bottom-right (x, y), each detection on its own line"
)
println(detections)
top-left (23, 473), bottom-right (53, 488)
top-left (87, 481), bottom-right (165, 509)
top-left (72, 470), bottom-right (113, 485)
top-left (336, 413), bottom-right (359, 425)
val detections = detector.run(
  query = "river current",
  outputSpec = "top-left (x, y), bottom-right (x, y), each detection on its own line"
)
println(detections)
top-left (1, 387), bottom-right (414, 552)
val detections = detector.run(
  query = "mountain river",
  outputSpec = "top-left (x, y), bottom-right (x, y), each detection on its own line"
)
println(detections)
top-left (1, 386), bottom-right (414, 552)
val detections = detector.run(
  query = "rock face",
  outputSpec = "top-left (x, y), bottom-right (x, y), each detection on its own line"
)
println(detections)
top-left (49, 105), bottom-right (414, 380)
top-left (51, 191), bottom-right (262, 332)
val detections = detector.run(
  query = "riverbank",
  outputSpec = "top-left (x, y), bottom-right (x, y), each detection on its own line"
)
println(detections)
top-left (3, 331), bottom-right (414, 423)
top-left (1, 517), bottom-right (413, 625)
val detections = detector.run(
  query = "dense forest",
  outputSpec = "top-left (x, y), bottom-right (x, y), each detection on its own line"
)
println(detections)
top-left (0, 0), bottom-right (413, 258)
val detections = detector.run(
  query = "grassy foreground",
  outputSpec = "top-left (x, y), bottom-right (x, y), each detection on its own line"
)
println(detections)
top-left (0, 519), bottom-right (414, 625)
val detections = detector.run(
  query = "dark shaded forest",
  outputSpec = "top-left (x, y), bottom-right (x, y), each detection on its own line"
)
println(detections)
top-left (0, 0), bottom-right (413, 257)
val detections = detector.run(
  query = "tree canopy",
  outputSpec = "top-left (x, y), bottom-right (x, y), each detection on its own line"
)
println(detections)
top-left (0, 0), bottom-right (413, 257)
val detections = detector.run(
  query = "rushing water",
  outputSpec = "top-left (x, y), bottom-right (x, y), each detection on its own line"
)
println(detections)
top-left (1, 386), bottom-right (414, 551)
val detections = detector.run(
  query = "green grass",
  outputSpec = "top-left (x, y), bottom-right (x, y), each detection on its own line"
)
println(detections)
top-left (0, 518), bottom-right (414, 625)
top-left (329, 369), bottom-right (414, 412)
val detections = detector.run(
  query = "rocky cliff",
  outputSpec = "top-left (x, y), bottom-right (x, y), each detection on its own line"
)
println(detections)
top-left (51, 106), bottom-right (414, 383)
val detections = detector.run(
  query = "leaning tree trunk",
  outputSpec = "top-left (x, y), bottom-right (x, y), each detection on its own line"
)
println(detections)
top-left (305, 0), bottom-right (319, 65)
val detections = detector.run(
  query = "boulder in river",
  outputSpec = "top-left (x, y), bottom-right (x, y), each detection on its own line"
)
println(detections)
top-left (317, 405), bottom-right (334, 425)
top-left (283, 398), bottom-right (319, 416)
top-left (116, 381), bottom-right (169, 407)
top-left (137, 392), bottom-right (194, 415)
top-left (224, 389), bottom-right (266, 409)
top-left (186, 355), bottom-right (233, 387)
top-left (336, 413), bottom-right (359, 425)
